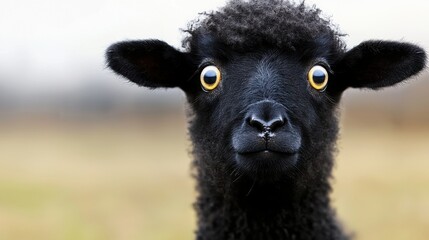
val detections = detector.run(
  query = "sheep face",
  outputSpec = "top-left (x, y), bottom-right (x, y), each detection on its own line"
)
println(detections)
top-left (187, 47), bottom-right (340, 182)
top-left (107, 37), bottom-right (425, 185)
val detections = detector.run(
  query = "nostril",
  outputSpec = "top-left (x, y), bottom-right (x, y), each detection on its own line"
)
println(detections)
top-left (247, 116), bottom-right (266, 131)
top-left (268, 116), bottom-right (285, 131)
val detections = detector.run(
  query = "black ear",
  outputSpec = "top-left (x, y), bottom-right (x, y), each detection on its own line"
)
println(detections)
top-left (106, 40), bottom-right (195, 89)
top-left (330, 41), bottom-right (426, 92)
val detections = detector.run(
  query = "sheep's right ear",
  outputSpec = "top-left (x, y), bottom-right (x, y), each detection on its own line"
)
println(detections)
top-left (106, 40), bottom-right (195, 89)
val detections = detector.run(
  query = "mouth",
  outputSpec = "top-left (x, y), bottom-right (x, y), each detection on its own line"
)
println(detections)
top-left (231, 120), bottom-right (302, 180)
top-left (238, 149), bottom-right (297, 158)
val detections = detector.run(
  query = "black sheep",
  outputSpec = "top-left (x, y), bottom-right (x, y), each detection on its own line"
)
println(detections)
top-left (106, 0), bottom-right (427, 239)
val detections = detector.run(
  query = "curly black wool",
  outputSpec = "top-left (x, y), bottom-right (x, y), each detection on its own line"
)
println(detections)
top-left (184, 0), bottom-right (345, 52)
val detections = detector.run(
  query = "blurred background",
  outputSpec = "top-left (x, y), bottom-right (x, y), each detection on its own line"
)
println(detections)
top-left (0, 0), bottom-right (428, 239)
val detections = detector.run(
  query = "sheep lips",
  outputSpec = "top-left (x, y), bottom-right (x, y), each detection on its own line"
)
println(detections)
top-left (231, 123), bottom-right (302, 179)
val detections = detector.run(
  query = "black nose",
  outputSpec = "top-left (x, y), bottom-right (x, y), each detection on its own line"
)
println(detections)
top-left (245, 101), bottom-right (287, 132)
top-left (248, 115), bottom-right (285, 132)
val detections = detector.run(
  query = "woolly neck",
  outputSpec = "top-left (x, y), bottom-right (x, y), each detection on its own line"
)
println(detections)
top-left (193, 160), bottom-right (348, 240)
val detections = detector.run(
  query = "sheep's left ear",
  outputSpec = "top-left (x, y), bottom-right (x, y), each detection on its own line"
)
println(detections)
top-left (106, 40), bottom-right (195, 90)
top-left (330, 41), bottom-right (426, 93)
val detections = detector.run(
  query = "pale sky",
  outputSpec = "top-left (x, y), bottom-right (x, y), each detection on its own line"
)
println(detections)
top-left (0, 0), bottom-right (428, 96)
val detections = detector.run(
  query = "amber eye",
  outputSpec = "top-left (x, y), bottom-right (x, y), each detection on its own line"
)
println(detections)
top-left (200, 65), bottom-right (221, 91)
top-left (308, 65), bottom-right (328, 91)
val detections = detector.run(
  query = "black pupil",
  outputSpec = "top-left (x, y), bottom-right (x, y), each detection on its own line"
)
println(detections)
top-left (204, 70), bottom-right (217, 84)
top-left (313, 69), bottom-right (326, 84)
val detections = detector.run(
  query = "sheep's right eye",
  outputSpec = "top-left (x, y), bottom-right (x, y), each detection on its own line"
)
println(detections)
top-left (200, 65), bottom-right (221, 91)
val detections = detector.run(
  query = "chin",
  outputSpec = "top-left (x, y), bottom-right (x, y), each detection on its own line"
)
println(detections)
top-left (234, 151), bottom-right (299, 181)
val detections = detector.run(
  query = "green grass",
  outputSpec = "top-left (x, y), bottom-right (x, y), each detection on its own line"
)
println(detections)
top-left (0, 116), bottom-right (428, 239)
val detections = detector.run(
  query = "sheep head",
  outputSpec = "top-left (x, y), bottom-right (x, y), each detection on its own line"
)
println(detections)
top-left (106, 1), bottom-right (426, 187)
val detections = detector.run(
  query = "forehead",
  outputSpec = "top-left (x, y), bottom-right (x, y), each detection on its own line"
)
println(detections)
top-left (193, 33), bottom-right (341, 67)
top-left (222, 52), bottom-right (309, 88)
top-left (224, 51), bottom-right (305, 75)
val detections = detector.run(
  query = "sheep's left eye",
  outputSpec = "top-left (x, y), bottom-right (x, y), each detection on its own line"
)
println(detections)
top-left (308, 65), bottom-right (328, 91)
top-left (200, 65), bottom-right (221, 91)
